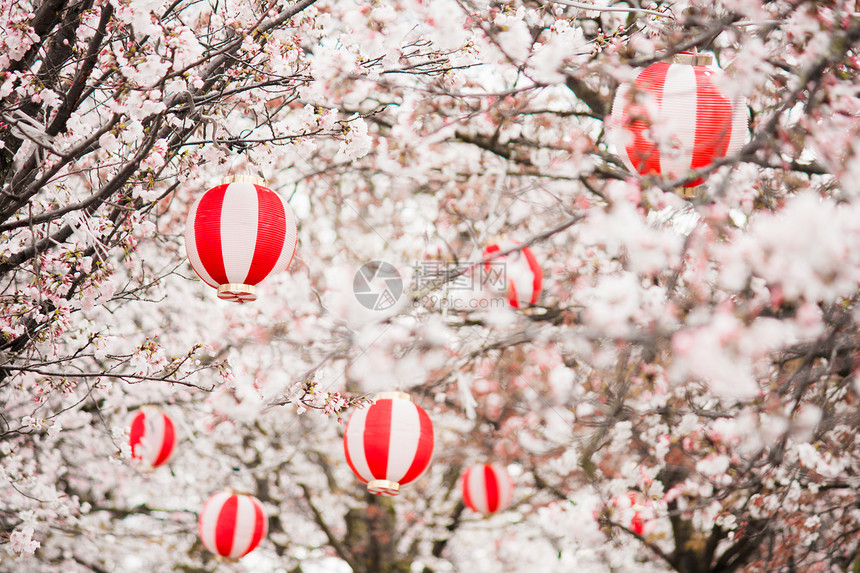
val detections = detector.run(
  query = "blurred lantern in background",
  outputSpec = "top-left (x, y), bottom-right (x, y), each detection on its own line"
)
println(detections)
top-left (612, 491), bottom-right (649, 536)
top-left (129, 407), bottom-right (176, 469)
top-left (198, 490), bottom-right (268, 559)
top-left (343, 392), bottom-right (435, 496)
top-left (460, 463), bottom-right (515, 514)
top-left (482, 241), bottom-right (542, 309)
top-left (608, 52), bottom-right (748, 191)
top-left (184, 175), bottom-right (298, 303)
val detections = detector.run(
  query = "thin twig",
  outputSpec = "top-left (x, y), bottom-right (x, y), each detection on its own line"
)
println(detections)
top-left (548, 0), bottom-right (668, 18)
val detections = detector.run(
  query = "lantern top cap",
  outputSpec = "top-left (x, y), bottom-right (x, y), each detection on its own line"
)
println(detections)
top-left (134, 405), bottom-right (169, 418)
top-left (670, 52), bottom-right (713, 66)
top-left (373, 391), bottom-right (412, 402)
top-left (222, 174), bottom-right (268, 186)
top-left (222, 488), bottom-right (255, 497)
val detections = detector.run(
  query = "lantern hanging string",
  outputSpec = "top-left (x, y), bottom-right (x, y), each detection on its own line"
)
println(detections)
top-left (222, 154), bottom-right (267, 188)
top-left (222, 124), bottom-right (266, 184)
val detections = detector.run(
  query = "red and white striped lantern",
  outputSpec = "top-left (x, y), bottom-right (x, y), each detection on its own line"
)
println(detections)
top-left (608, 52), bottom-right (747, 189)
top-left (460, 464), bottom-right (515, 514)
top-left (184, 175), bottom-right (298, 303)
top-left (612, 492), bottom-right (648, 536)
top-left (482, 241), bottom-right (542, 309)
top-left (129, 407), bottom-right (176, 468)
top-left (343, 392), bottom-right (435, 496)
top-left (199, 491), bottom-right (268, 559)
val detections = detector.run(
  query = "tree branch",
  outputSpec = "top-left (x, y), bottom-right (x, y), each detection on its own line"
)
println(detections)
top-left (298, 482), bottom-right (353, 567)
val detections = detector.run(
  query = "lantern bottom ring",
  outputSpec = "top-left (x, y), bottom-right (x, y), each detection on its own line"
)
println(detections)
top-left (368, 480), bottom-right (401, 496)
top-left (131, 460), bottom-right (157, 473)
top-left (218, 283), bottom-right (257, 303)
top-left (676, 185), bottom-right (706, 200)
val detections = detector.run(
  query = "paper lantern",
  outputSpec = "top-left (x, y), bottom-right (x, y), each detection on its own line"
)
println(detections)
top-left (184, 175), bottom-right (298, 303)
top-left (460, 464), bottom-right (514, 514)
top-left (608, 52), bottom-right (747, 189)
top-left (482, 241), bottom-right (542, 308)
top-left (199, 491), bottom-right (267, 559)
top-left (343, 392), bottom-right (435, 496)
top-left (613, 491), bottom-right (646, 535)
top-left (129, 407), bottom-right (176, 468)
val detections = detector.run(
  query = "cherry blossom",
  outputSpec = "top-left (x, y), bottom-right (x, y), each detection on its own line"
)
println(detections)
top-left (2, 0), bottom-right (860, 572)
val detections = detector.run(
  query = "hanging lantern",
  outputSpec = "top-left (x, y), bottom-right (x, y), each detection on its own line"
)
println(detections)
top-left (184, 175), bottom-right (298, 303)
top-left (129, 407), bottom-right (176, 468)
top-left (460, 464), bottom-right (515, 514)
top-left (482, 241), bottom-right (542, 308)
top-left (343, 392), bottom-right (435, 496)
top-left (611, 491), bottom-right (647, 535)
top-left (608, 52), bottom-right (748, 190)
top-left (199, 491), bottom-right (268, 559)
